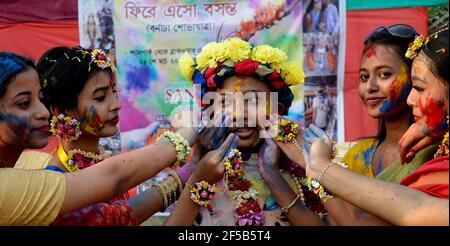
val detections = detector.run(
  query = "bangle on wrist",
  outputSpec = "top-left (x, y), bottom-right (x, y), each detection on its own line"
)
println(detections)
top-left (280, 193), bottom-right (301, 216)
top-left (308, 160), bottom-right (348, 203)
top-left (152, 182), bottom-right (168, 210)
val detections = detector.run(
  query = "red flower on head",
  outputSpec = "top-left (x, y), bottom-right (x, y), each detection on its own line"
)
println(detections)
top-left (235, 59), bottom-right (260, 75)
top-left (207, 74), bottom-right (217, 89)
top-left (267, 71), bottom-right (280, 81)
top-left (205, 67), bottom-right (218, 79)
top-left (97, 54), bottom-right (105, 60)
top-left (271, 80), bottom-right (284, 89)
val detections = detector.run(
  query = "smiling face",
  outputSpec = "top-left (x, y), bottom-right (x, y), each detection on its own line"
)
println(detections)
top-left (0, 68), bottom-right (50, 149)
top-left (215, 75), bottom-right (272, 149)
top-left (359, 44), bottom-right (412, 119)
top-left (64, 71), bottom-right (121, 138)
top-left (407, 52), bottom-right (449, 131)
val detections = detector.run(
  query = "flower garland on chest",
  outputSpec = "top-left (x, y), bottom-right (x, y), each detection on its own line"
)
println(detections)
top-left (222, 149), bottom-right (328, 226)
top-left (223, 149), bottom-right (264, 226)
top-left (57, 143), bottom-right (109, 172)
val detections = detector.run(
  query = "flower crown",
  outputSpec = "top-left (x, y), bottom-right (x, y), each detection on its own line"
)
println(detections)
top-left (179, 38), bottom-right (305, 94)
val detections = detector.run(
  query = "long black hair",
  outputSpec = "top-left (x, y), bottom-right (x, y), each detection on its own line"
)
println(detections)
top-left (36, 46), bottom-right (114, 113)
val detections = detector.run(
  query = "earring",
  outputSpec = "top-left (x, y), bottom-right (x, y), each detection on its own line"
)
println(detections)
top-left (50, 114), bottom-right (82, 141)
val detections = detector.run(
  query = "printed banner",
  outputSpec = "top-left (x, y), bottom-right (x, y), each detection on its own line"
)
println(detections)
top-left (113, 0), bottom-right (305, 150)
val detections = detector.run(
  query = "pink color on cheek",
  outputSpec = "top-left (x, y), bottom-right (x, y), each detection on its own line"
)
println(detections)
top-left (418, 95), bottom-right (446, 129)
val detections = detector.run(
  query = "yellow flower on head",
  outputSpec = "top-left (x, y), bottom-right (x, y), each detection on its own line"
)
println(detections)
top-left (405, 35), bottom-right (425, 60)
top-left (178, 52), bottom-right (196, 81)
top-left (251, 45), bottom-right (287, 72)
top-left (223, 38), bottom-right (252, 62)
top-left (196, 42), bottom-right (227, 70)
top-left (281, 61), bottom-right (305, 85)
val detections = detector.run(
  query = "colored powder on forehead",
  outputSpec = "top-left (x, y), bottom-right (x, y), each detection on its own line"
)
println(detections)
top-left (380, 65), bottom-right (412, 113)
top-left (365, 49), bottom-right (377, 58)
top-left (234, 78), bottom-right (242, 92)
top-left (418, 94), bottom-right (446, 129)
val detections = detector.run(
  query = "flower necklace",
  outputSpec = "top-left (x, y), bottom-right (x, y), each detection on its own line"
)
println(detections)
top-left (57, 143), bottom-right (109, 172)
top-left (223, 149), bottom-right (265, 226)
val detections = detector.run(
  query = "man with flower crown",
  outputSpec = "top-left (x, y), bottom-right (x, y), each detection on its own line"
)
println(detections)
top-left (164, 38), bottom-right (327, 226)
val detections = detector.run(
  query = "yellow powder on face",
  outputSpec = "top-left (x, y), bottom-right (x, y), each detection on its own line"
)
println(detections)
top-left (234, 78), bottom-right (243, 92)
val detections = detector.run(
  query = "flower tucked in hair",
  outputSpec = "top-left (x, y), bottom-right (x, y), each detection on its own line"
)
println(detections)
top-left (90, 48), bottom-right (111, 71)
top-left (405, 35), bottom-right (426, 59)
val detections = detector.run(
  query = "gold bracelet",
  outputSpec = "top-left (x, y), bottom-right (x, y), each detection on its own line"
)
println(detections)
top-left (152, 182), bottom-right (168, 210)
top-left (160, 178), bottom-right (172, 206)
top-left (317, 162), bottom-right (336, 182)
top-left (167, 169), bottom-right (183, 199)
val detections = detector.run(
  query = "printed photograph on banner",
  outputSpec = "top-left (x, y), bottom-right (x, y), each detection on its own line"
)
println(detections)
top-left (304, 75), bottom-right (337, 140)
top-left (112, 0), bottom-right (305, 151)
top-left (79, 0), bottom-right (115, 51)
top-left (301, 0), bottom-right (341, 140)
top-left (302, 0), bottom-right (339, 77)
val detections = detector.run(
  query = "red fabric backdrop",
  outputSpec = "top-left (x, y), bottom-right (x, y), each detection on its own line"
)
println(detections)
top-left (344, 7), bottom-right (428, 141)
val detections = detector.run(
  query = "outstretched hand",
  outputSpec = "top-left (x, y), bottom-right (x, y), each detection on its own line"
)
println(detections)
top-left (301, 124), bottom-right (333, 167)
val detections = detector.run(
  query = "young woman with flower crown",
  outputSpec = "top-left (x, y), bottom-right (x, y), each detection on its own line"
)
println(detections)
top-left (164, 37), bottom-right (327, 226)
top-left (303, 27), bottom-right (449, 226)
top-left (0, 51), bottom-right (200, 225)
top-left (36, 46), bottom-right (217, 225)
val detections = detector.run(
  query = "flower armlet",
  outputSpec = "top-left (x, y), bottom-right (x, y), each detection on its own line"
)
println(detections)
top-left (157, 131), bottom-right (192, 166)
